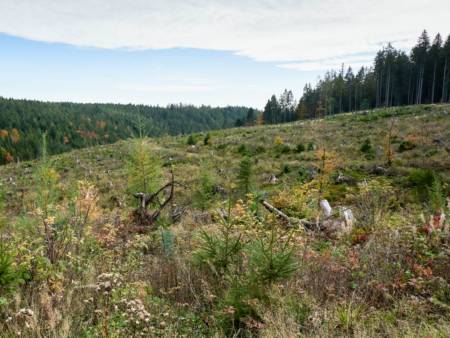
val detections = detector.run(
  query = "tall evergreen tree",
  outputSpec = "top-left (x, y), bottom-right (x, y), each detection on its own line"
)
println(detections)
top-left (429, 34), bottom-right (443, 103)
top-left (411, 30), bottom-right (430, 104)
top-left (442, 35), bottom-right (450, 103)
top-left (261, 30), bottom-right (449, 126)
top-left (263, 95), bottom-right (281, 124)
top-left (245, 108), bottom-right (256, 125)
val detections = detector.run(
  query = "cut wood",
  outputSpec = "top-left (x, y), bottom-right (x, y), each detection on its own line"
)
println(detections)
top-left (260, 200), bottom-right (315, 228)
top-left (131, 170), bottom-right (186, 228)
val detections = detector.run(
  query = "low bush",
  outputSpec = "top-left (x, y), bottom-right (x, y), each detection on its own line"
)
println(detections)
top-left (295, 143), bottom-right (306, 153)
top-left (187, 134), bottom-right (196, 145)
top-left (398, 140), bottom-right (416, 152)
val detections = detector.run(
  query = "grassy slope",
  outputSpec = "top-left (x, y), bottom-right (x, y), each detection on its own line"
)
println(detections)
top-left (2, 104), bottom-right (449, 211)
top-left (0, 104), bottom-right (449, 337)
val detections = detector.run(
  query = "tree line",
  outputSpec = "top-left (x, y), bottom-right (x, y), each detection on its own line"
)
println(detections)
top-left (0, 97), bottom-right (249, 164)
top-left (263, 30), bottom-right (450, 123)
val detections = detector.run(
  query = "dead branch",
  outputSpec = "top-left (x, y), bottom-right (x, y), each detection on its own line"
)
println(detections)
top-left (131, 170), bottom-right (185, 228)
top-left (260, 200), bottom-right (315, 228)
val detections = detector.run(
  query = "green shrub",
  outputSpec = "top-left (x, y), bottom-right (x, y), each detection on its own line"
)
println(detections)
top-left (160, 228), bottom-right (175, 258)
top-left (0, 245), bottom-right (24, 297)
top-left (428, 177), bottom-right (446, 213)
top-left (217, 232), bottom-right (297, 334)
top-left (246, 236), bottom-right (297, 286)
top-left (407, 169), bottom-right (437, 202)
top-left (282, 164), bottom-right (291, 174)
top-left (203, 133), bottom-right (211, 145)
top-left (360, 138), bottom-right (375, 159)
top-left (193, 206), bottom-right (298, 335)
top-left (278, 144), bottom-right (291, 154)
top-left (307, 142), bottom-right (315, 151)
top-left (237, 157), bottom-right (253, 195)
top-left (194, 168), bottom-right (215, 211)
top-left (126, 139), bottom-right (162, 203)
top-left (192, 228), bottom-right (243, 277)
top-left (255, 145), bottom-right (266, 153)
top-left (237, 144), bottom-right (248, 155)
top-left (187, 134), bottom-right (196, 145)
top-left (295, 143), bottom-right (305, 153)
top-left (408, 169), bottom-right (435, 189)
top-left (398, 140), bottom-right (416, 152)
top-left (298, 166), bottom-right (315, 183)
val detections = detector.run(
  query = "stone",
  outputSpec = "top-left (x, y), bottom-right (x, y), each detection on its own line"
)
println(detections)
top-left (268, 174), bottom-right (279, 184)
top-left (320, 199), bottom-right (333, 218)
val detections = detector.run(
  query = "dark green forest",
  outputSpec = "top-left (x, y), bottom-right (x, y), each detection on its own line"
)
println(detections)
top-left (0, 98), bottom-right (249, 164)
top-left (263, 30), bottom-right (450, 123)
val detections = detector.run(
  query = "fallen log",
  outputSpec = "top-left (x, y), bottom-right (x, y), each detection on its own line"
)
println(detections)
top-left (260, 199), bottom-right (355, 236)
top-left (260, 200), bottom-right (316, 229)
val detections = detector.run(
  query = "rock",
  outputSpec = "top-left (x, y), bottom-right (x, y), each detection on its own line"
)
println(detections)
top-left (268, 174), bottom-right (279, 184)
top-left (320, 199), bottom-right (333, 218)
top-left (339, 207), bottom-right (355, 228)
top-left (432, 138), bottom-right (446, 147)
top-left (212, 185), bottom-right (227, 197)
top-left (216, 208), bottom-right (229, 220)
top-left (194, 212), bottom-right (212, 224)
top-left (371, 165), bottom-right (387, 175)
top-left (186, 145), bottom-right (198, 153)
top-left (171, 205), bottom-right (184, 223)
top-left (335, 171), bottom-right (356, 185)
top-left (319, 203), bottom-right (355, 237)
top-left (322, 219), bottom-right (351, 238)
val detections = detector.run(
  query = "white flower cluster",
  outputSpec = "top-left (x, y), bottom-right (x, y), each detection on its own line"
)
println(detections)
top-left (121, 298), bottom-right (151, 325)
top-left (96, 272), bottom-right (122, 294)
top-left (16, 308), bottom-right (35, 318)
top-left (9, 308), bottom-right (36, 330)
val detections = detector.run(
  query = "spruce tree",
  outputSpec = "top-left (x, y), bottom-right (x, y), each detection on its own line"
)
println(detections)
top-left (237, 156), bottom-right (252, 196)
top-left (442, 35), bottom-right (450, 103)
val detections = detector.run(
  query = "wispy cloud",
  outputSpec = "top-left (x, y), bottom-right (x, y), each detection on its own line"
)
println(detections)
top-left (0, 0), bottom-right (449, 71)
top-left (117, 83), bottom-right (221, 93)
top-left (278, 54), bottom-right (374, 72)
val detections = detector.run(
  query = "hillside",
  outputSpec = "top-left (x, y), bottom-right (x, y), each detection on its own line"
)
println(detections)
top-left (0, 97), bottom-right (250, 164)
top-left (0, 104), bottom-right (449, 337)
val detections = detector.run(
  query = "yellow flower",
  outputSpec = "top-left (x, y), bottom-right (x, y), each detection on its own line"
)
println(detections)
top-left (45, 216), bottom-right (56, 226)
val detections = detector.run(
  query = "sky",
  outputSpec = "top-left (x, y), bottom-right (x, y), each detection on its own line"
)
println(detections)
top-left (0, 0), bottom-right (449, 109)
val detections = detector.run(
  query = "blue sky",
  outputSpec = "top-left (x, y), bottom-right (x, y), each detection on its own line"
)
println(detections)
top-left (1, 0), bottom-right (449, 108)
top-left (0, 33), bottom-right (321, 108)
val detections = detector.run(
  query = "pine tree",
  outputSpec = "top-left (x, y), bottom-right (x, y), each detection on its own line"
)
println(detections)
top-left (279, 89), bottom-right (295, 122)
top-left (194, 166), bottom-right (215, 211)
top-left (187, 134), bottom-right (196, 145)
top-left (126, 138), bottom-right (162, 206)
top-left (263, 95), bottom-right (281, 124)
top-left (411, 30), bottom-right (430, 104)
top-left (204, 133), bottom-right (211, 145)
top-left (237, 157), bottom-right (252, 195)
top-left (245, 108), bottom-right (256, 125)
top-left (429, 34), bottom-right (442, 103)
top-left (442, 35), bottom-right (450, 103)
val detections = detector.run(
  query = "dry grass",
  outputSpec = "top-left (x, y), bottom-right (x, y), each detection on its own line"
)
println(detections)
top-left (0, 104), bottom-right (449, 337)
